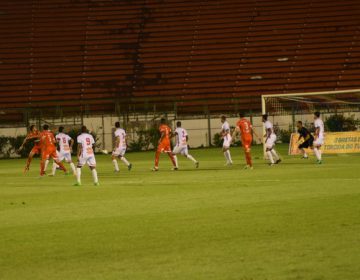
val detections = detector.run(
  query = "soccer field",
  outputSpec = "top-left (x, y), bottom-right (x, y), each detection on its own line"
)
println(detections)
top-left (0, 145), bottom-right (359, 280)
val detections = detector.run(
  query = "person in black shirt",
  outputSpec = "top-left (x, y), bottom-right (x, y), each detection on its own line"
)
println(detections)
top-left (296, 121), bottom-right (314, 159)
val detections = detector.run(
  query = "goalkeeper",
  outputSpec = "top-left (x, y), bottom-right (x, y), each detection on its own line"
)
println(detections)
top-left (296, 121), bottom-right (314, 159)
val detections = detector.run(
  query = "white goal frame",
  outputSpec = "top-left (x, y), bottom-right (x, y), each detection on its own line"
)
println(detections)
top-left (260, 88), bottom-right (360, 156)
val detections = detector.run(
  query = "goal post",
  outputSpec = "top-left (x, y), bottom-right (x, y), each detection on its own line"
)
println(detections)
top-left (261, 89), bottom-right (360, 156)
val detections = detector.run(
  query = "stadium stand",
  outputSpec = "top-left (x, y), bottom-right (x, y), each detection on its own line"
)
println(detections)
top-left (1, 0), bottom-right (360, 123)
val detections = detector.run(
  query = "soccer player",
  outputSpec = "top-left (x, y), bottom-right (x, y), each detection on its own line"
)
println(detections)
top-left (152, 118), bottom-right (177, 171)
top-left (39, 124), bottom-right (67, 176)
top-left (313, 111), bottom-right (325, 164)
top-left (18, 125), bottom-right (41, 173)
top-left (172, 121), bottom-right (199, 169)
top-left (74, 126), bottom-right (99, 186)
top-left (262, 114), bottom-right (281, 166)
top-left (50, 126), bottom-right (76, 176)
top-left (112, 121), bottom-right (132, 172)
top-left (232, 113), bottom-right (261, 169)
top-left (220, 115), bottom-right (233, 165)
top-left (296, 121), bottom-right (314, 159)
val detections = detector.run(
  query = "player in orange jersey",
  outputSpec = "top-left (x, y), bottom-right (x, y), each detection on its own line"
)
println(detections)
top-left (39, 124), bottom-right (67, 176)
top-left (232, 113), bottom-right (261, 169)
top-left (152, 118), bottom-right (177, 171)
top-left (18, 125), bottom-right (42, 173)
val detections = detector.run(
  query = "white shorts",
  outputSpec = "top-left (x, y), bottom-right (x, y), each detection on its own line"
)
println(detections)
top-left (58, 151), bottom-right (72, 162)
top-left (173, 145), bottom-right (188, 156)
top-left (223, 134), bottom-right (232, 148)
top-left (265, 134), bottom-right (277, 149)
top-left (78, 155), bottom-right (96, 167)
top-left (313, 137), bottom-right (324, 146)
top-left (112, 147), bottom-right (126, 157)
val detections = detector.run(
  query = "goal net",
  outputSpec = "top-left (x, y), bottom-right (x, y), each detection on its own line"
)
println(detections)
top-left (261, 89), bottom-right (360, 155)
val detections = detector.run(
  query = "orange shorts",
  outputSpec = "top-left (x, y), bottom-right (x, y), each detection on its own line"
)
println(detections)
top-left (242, 135), bottom-right (252, 150)
top-left (31, 144), bottom-right (41, 155)
top-left (42, 147), bottom-right (58, 161)
top-left (157, 140), bottom-right (171, 153)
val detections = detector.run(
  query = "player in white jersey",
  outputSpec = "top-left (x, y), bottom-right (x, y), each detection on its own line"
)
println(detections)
top-left (74, 126), bottom-right (99, 186)
top-left (172, 121), bottom-right (199, 169)
top-left (50, 126), bottom-right (76, 176)
top-left (112, 121), bottom-right (132, 172)
top-left (262, 114), bottom-right (281, 166)
top-left (221, 115), bottom-right (233, 165)
top-left (313, 111), bottom-right (324, 164)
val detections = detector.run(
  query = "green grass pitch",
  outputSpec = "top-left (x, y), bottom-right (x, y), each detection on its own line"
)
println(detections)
top-left (0, 145), bottom-right (359, 280)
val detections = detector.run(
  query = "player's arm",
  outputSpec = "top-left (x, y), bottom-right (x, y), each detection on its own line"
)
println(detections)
top-left (250, 126), bottom-right (262, 142)
top-left (158, 131), bottom-right (165, 144)
top-left (231, 127), bottom-right (240, 142)
top-left (113, 136), bottom-right (120, 151)
top-left (264, 128), bottom-right (271, 138)
top-left (77, 143), bottom-right (82, 159)
top-left (314, 126), bottom-right (320, 138)
top-left (18, 136), bottom-right (29, 151)
top-left (69, 138), bottom-right (74, 152)
top-left (298, 130), bottom-right (304, 142)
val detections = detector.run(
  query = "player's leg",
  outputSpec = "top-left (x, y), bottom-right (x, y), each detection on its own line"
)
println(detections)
top-left (63, 152), bottom-right (76, 174)
top-left (40, 152), bottom-right (49, 176)
top-left (181, 146), bottom-right (198, 167)
top-left (119, 149), bottom-right (132, 171)
top-left (52, 158), bottom-right (67, 173)
top-left (267, 135), bottom-right (280, 164)
top-left (222, 135), bottom-right (233, 165)
top-left (111, 152), bottom-right (120, 172)
top-left (51, 160), bottom-right (58, 176)
top-left (74, 157), bottom-right (85, 186)
top-left (298, 142), bottom-right (309, 159)
top-left (172, 146), bottom-right (180, 168)
top-left (244, 143), bottom-right (253, 169)
top-left (265, 138), bottom-right (275, 165)
top-left (50, 152), bottom-right (63, 176)
top-left (313, 138), bottom-right (323, 163)
top-left (24, 151), bottom-right (35, 173)
top-left (88, 157), bottom-right (99, 186)
top-left (153, 148), bottom-right (161, 171)
top-left (24, 145), bottom-right (40, 173)
top-left (166, 152), bottom-right (177, 169)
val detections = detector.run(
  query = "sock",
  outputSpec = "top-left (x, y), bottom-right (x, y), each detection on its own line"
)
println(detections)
top-left (76, 167), bottom-right (81, 184)
top-left (226, 150), bottom-right (233, 163)
top-left (223, 151), bottom-right (229, 162)
top-left (318, 149), bottom-right (322, 160)
top-left (55, 160), bottom-right (67, 172)
top-left (303, 151), bottom-right (308, 158)
top-left (112, 159), bottom-right (119, 171)
top-left (70, 162), bottom-right (76, 174)
top-left (44, 159), bottom-right (49, 171)
top-left (40, 160), bottom-right (45, 175)
top-left (267, 151), bottom-right (274, 164)
top-left (271, 149), bottom-right (279, 161)
top-left (167, 152), bottom-right (177, 167)
top-left (314, 147), bottom-right (321, 160)
top-left (186, 154), bottom-right (197, 163)
top-left (245, 151), bottom-right (252, 167)
top-left (51, 162), bottom-right (57, 175)
top-left (91, 169), bottom-right (98, 183)
top-left (155, 151), bottom-right (160, 167)
top-left (26, 157), bottom-right (32, 169)
top-left (173, 155), bottom-right (178, 168)
top-left (121, 157), bottom-right (130, 166)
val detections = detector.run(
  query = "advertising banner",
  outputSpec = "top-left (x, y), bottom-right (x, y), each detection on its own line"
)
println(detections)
top-left (289, 131), bottom-right (360, 155)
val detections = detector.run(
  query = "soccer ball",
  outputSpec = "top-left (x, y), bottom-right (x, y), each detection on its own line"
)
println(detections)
top-left (101, 149), bottom-right (109, 154)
